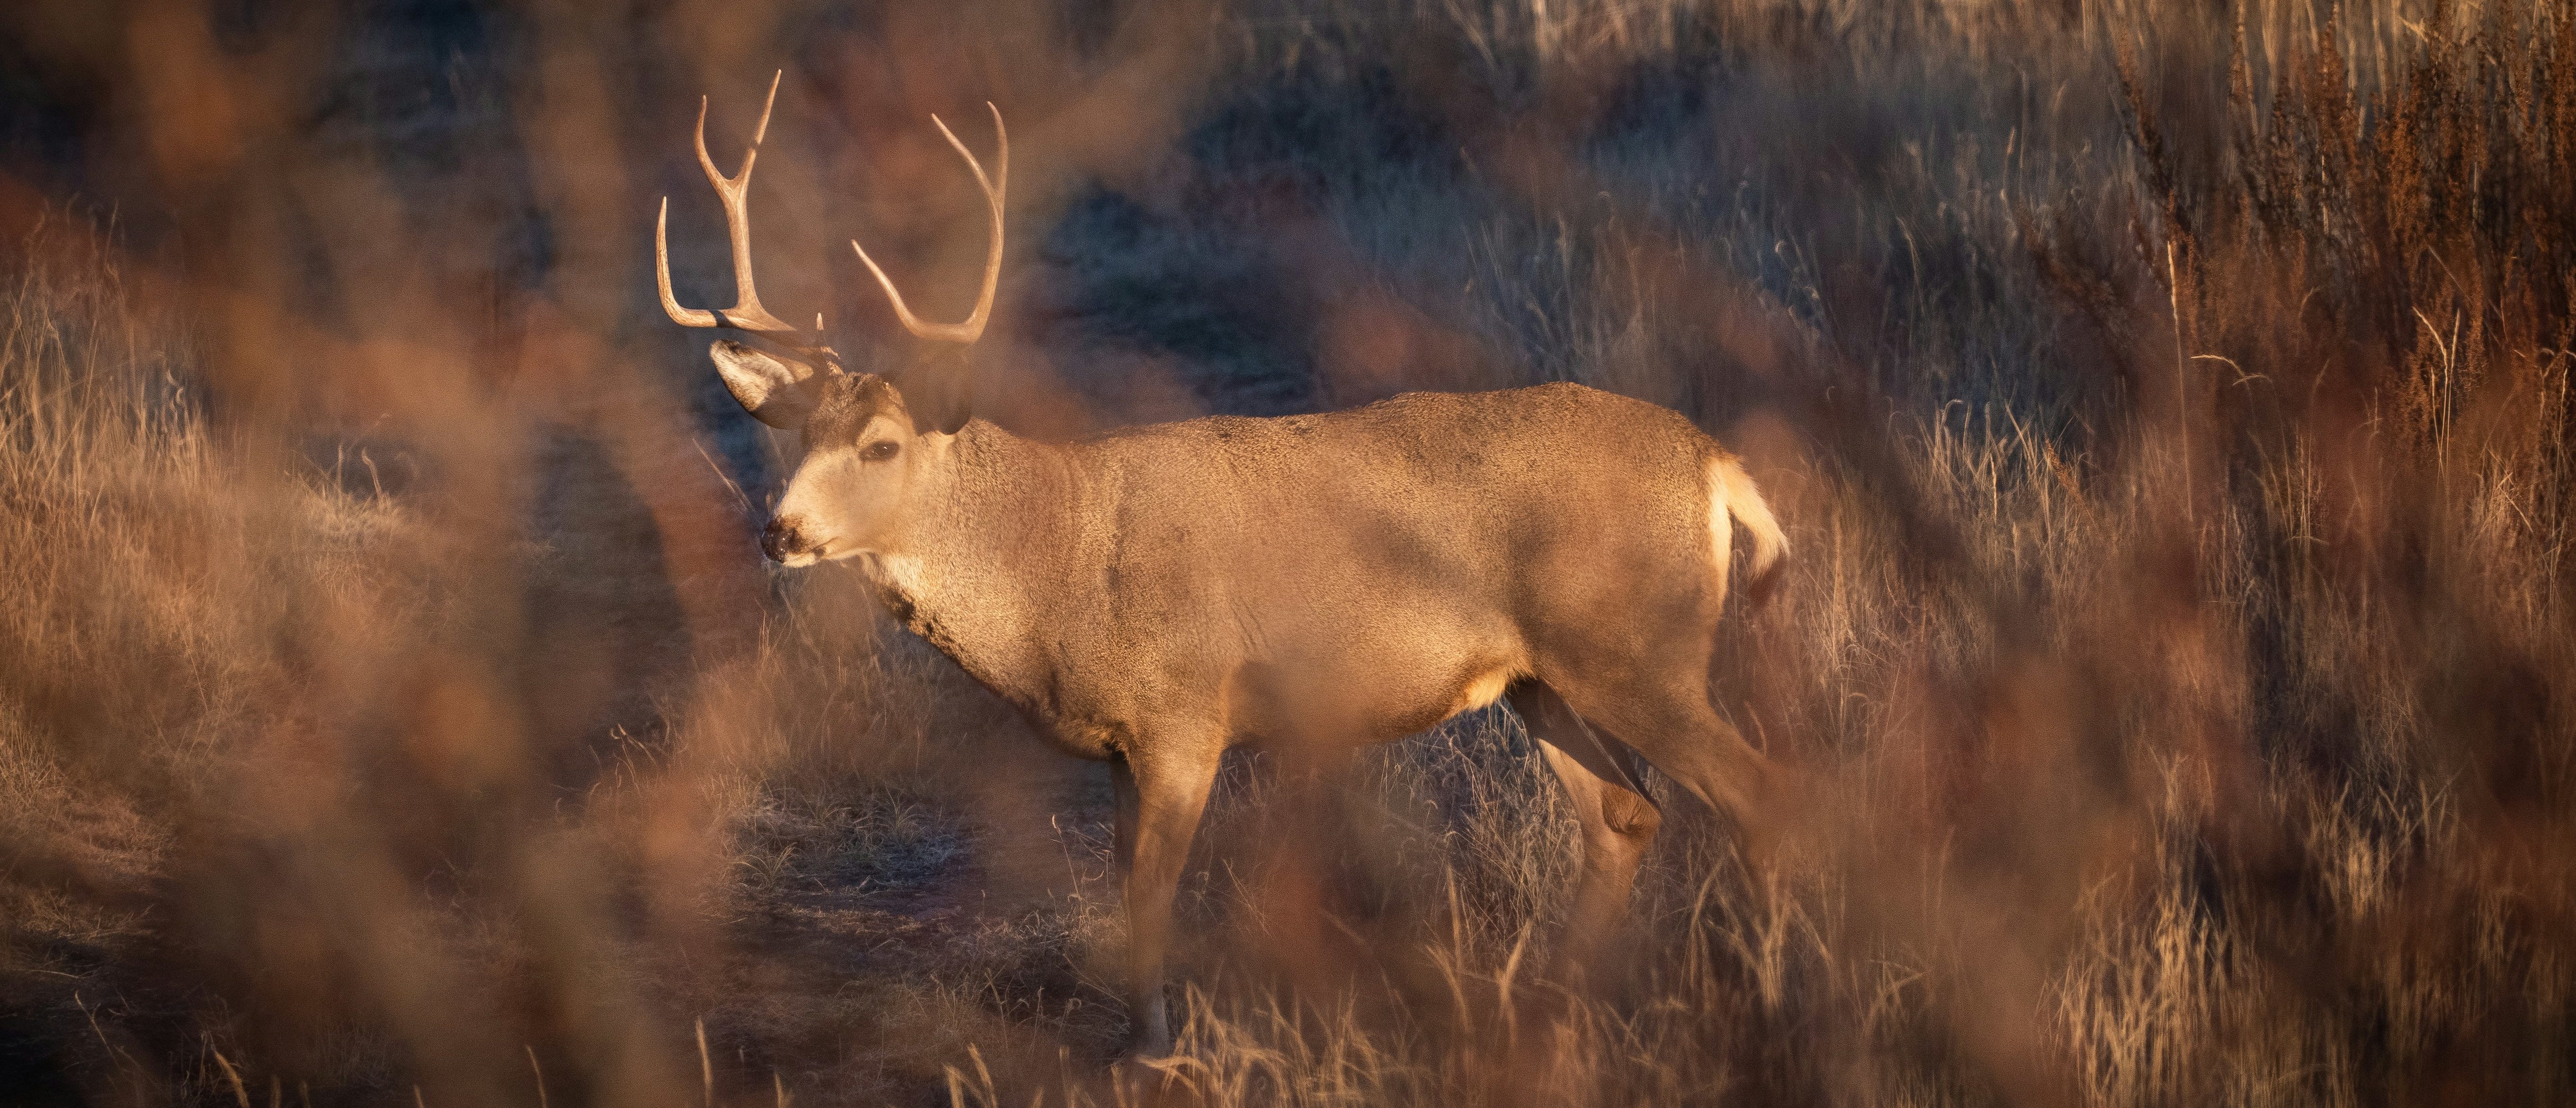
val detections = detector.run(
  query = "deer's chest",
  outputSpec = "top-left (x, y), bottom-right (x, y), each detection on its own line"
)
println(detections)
top-left (859, 553), bottom-right (1124, 755)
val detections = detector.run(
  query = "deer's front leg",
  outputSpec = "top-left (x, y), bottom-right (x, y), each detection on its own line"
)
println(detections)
top-left (1111, 737), bottom-right (1221, 1058)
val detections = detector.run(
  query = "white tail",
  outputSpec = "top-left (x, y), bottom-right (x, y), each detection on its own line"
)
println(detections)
top-left (1711, 454), bottom-right (1788, 606)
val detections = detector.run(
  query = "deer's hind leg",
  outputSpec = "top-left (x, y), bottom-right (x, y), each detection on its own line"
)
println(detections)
top-left (1551, 670), bottom-right (1789, 873)
top-left (1508, 683), bottom-right (1662, 976)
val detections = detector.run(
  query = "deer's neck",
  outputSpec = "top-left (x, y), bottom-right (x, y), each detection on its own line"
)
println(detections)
top-left (858, 419), bottom-right (1079, 716)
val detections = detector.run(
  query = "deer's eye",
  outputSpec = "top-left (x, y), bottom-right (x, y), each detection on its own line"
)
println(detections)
top-left (861, 441), bottom-right (900, 462)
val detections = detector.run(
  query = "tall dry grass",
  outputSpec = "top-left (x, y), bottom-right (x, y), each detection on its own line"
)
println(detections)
top-left (2, 0), bottom-right (2571, 1105)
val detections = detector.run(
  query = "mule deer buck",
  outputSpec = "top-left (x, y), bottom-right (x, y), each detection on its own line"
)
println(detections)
top-left (657, 75), bottom-right (1793, 1057)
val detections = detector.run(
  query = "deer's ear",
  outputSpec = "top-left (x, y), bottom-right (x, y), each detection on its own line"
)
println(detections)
top-left (710, 340), bottom-right (820, 429)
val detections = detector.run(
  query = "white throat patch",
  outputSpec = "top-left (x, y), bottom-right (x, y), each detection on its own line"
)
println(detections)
top-left (857, 551), bottom-right (931, 604)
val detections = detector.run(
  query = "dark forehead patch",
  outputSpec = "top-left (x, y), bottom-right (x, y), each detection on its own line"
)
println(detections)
top-left (806, 373), bottom-right (904, 442)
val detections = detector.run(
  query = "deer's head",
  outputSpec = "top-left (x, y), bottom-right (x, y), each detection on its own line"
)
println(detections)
top-left (654, 72), bottom-right (1006, 567)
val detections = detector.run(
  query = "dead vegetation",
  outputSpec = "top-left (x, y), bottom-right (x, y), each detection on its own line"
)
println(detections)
top-left (0, 0), bottom-right (2570, 1104)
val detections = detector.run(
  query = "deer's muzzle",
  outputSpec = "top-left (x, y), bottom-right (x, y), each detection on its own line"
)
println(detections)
top-left (761, 515), bottom-right (810, 563)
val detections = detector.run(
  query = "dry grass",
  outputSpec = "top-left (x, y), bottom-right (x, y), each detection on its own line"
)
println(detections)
top-left (2, 0), bottom-right (2572, 1104)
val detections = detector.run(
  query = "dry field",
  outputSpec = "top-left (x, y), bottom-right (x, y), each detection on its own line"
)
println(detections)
top-left (1, 0), bottom-right (2570, 1104)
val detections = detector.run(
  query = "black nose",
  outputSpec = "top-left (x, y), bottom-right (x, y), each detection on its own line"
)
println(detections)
top-left (761, 515), bottom-right (804, 562)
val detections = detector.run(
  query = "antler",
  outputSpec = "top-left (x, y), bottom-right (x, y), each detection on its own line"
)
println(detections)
top-left (657, 71), bottom-right (806, 337)
top-left (850, 103), bottom-right (1008, 345)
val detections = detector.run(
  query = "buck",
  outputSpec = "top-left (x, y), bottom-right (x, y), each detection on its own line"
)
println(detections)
top-left (656, 76), bottom-right (1794, 1057)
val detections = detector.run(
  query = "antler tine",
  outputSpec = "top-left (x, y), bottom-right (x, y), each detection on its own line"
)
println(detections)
top-left (662, 71), bottom-right (800, 336)
top-left (852, 102), bottom-right (1009, 345)
top-left (656, 197), bottom-right (718, 327)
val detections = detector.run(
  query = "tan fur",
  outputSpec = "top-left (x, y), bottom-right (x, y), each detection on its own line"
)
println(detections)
top-left (1452, 667), bottom-right (1520, 717)
top-left (736, 371), bottom-right (1794, 1057)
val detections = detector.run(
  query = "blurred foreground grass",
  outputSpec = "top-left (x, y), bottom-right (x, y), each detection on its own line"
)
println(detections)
top-left (1, 0), bottom-right (2571, 1104)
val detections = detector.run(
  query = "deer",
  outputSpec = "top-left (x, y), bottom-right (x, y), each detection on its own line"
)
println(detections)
top-left (655, 74), bottom-right (1795, 1058)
